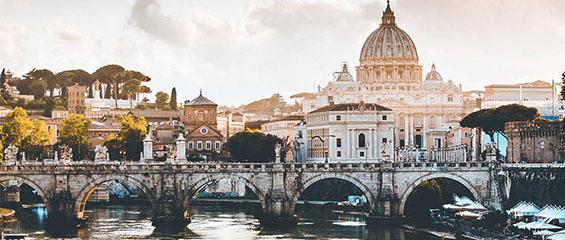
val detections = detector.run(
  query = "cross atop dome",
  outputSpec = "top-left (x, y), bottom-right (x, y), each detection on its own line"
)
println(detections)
top-left (381, 0), bottom-right (396, 26)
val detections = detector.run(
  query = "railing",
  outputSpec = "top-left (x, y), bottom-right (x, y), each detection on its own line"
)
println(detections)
top-left (394, 146), bottom-right (427, 162)
top-left (430, 144), bottom-right (470, 162)
top-left (0, 160), bottom-right (494, 174)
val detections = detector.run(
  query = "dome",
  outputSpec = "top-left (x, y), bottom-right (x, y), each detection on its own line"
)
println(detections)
top-left (425, 63), bottom-right (443, 81)
top-left (335, 64), bottom-right (353, 82)
top-left (359, 2), bottom-right (418, 62)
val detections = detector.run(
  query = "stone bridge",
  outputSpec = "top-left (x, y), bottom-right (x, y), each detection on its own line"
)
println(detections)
top-left (0, 161), bottom-right (499, 228)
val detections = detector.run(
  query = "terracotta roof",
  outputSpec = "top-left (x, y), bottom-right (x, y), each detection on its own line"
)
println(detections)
top-left (267, 115), bottom-right (304, 123)
top-left (309, 103), bottom-right (392, 114)
top-left (130, 110), bottom-right (181, 119)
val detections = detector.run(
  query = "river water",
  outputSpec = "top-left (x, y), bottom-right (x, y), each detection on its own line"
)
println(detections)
top-left (2, 204), bottom-right (430, 239)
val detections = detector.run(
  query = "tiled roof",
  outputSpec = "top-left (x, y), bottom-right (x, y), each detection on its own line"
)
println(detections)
top-left (185, 91), bottom-right (217, 106)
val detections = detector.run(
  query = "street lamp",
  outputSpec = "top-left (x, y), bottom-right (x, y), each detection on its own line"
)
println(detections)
top-left (311, 135), bottom-right (335, 164)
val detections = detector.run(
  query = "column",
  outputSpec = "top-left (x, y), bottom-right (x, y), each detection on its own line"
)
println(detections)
top-left (350, 129), bottom-right (354, 159)
top-left (409, 115), bottom-right (414, 146)
top-left (422, 114), bottom-right (427, 149)
top-left (404, 114), bottom-right (409, 146)
top-left (380, 67), bottom-right (385, 82)
top-left (143, 133), bottom-right (153, 161)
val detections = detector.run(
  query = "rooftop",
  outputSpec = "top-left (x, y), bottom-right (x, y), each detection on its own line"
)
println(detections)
top-left (309, 103), bottom-right (392, 114)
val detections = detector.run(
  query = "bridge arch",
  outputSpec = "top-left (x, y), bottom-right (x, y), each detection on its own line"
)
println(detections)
top-left (399, 172), bottom-right (482, 216)
top-left (74, 175), bottom-right (156, 219)
top-left (184, 174), bottom-right (267, 212)
top-left (0, 175), bottom-right (50, 214)
top-left (291, 173), bottom-right (377, 213)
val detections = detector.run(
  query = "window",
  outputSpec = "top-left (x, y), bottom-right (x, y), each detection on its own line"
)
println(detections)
top-left (336, 115), bottom-right (341, 121)
top-left (382, 138), bottom-right (388, 143)
top-left (337, 151), bottom-right (342, 157)
top-left (188, 142), bottom-right (194, 150)
top-left (206, 141), bottom-right (212, 150)
top-left (382, 115), bottom-right (388, 121)
top-left (360, 152), bottom-right (365, 157)
top-left (415, 135), bottom-right (422, 148)
top-left (448, 95), bottom-right (453, 102)
top-left (400, 139), bottom-right (405, 148)
top-left (336, 138), bottom-right (342, 148)
top-left (358, 133), bottom-right (366, 148)
top-left (215, 141), bottom-right (221, 150)
top-left (197, 141), bottom-right (203, 150)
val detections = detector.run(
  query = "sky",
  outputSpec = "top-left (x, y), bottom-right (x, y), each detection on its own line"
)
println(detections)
top-left (0, 0), bottom-right (564, 106)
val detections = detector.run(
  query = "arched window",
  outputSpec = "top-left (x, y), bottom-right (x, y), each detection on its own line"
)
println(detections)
top-left (358, 133), bottom-right (366, 148)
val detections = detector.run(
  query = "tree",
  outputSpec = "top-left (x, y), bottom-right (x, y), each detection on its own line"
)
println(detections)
top-left (118, 115), bottom-right (147, 161)
top-left (460, 104), bottom-right (539, 141)
top-left (170, 87), bottom-right (178, 110)
top-left (155, 91), bottom-right (170, 110)
top-left (59, 114), bottom-right (91, 160)
top-left (225, 131), bottom-right (280, 162)
top-left (0, 68), bottom-right (6, 87)
top-left (104, 134), bottom-right (122, 161)
top-left (1, 107), bottom-right (51, 159)
top-left (29, 80), bottom-right (47, 99)
top-left (122, 78), bottom-right (141, 109)
top-left (92, 65), bottom-right (150, 108)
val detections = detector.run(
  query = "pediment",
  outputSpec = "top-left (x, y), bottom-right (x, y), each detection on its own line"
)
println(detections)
top-left (186, 123), bottom-right (223, 138)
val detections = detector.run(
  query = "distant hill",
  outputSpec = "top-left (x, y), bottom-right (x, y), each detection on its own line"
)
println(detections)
top-left (220, 93), bottom-right (302, 116)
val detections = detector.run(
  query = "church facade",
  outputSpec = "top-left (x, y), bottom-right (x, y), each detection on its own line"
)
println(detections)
top-left (299, 2), bottom-right (478, 154)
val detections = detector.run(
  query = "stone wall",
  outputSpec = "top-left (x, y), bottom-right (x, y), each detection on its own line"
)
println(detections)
top-left (506, 121), bottom-right (563, 163)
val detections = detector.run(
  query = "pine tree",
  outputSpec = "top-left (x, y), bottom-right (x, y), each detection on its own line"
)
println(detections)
top-left (0, 68), bottom-right (6, 87)
top-left (170, 87), bottom-right (178, 110)
top-left (561, 71), bottom-right (565, 101)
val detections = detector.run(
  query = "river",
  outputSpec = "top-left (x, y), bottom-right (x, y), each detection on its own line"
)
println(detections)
top-left (1, 204), bottom-right (430, 239)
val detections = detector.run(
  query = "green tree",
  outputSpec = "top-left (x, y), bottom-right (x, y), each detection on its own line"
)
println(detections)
top-left (170, 87), bottom-right (177, 110)
top-left (59, 114), bottom-right (91, 160)
top-left (122, 78), bottom-right (141, 109)
top-left (0, 68), bottom-right (6, 87)
top-left (29, 80), bottom-right (47, 99)
top-left (104, 134), bottom-right (122, 161)
top-left (155, 91), bottom-right (170, 110)
top-left (225, 131), bottom-right (280, 162)
top-left (118, 115), bottom-right (147, 161)
top-left (93, 65), bottom-right (150, 108)
top-left (460, 104), bottom-right (539, 141)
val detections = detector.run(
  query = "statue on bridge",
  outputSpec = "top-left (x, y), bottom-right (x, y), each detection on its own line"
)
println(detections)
top-left (3, 144), bottom-right (18, 165)
top-left (60, 144), bottom-right (73, 164)
top-left (94, 144), bottom-right (109, 162)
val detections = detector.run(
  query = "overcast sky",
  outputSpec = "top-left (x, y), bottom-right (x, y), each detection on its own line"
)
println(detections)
top-left (0, 0), bottom-right (564, 106)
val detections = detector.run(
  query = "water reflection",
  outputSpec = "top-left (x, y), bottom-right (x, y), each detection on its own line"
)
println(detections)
top-left (3, 204), bottom-right (429, 239)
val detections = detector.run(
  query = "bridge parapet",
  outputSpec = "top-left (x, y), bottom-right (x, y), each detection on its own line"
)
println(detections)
top-left (0, 161), bottom-right (496, 175)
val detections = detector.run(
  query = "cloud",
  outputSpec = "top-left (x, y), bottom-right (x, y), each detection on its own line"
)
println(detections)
top-left (56, 30), bottom-right (85, 43)
top-left (128, 0), bottom-right (194, 45)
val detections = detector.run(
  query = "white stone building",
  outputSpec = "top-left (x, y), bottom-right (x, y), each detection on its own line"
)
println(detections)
top-left (294, 102), bottom-right (395, 163)
top-left (298, 2), bottom-right (477, 153)
top-left (482, 80), bottom-right (560, 117)
top-left (261, 115), bottom-right (304, 161)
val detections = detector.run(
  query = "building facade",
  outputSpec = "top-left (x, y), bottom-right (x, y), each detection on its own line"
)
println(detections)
top-left (506, 121), bottom-right (563, 163)
top-left (217, 111), bottom-right (245, 142)
top-left (482, 80), bottom-right (559, 117)
top-left (261, 115), bottom-right (304, 161)
top-left (67, 84), bottom-right (86, 113)
top-left (183, 91), bottom-right (224, 160)
top-left (294, 102), bottom-right (395, 163)
top-left (298, 2), bottom-right (476, 153)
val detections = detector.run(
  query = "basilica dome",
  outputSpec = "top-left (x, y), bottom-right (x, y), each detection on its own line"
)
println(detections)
top-left (359, 2), bottom-right (418, 62)
top-left (425, 63), bottom-right (443, 81)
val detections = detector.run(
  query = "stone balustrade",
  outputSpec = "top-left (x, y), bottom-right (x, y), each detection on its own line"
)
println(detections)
top-left (0, 160), bottom-right (494, 174)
